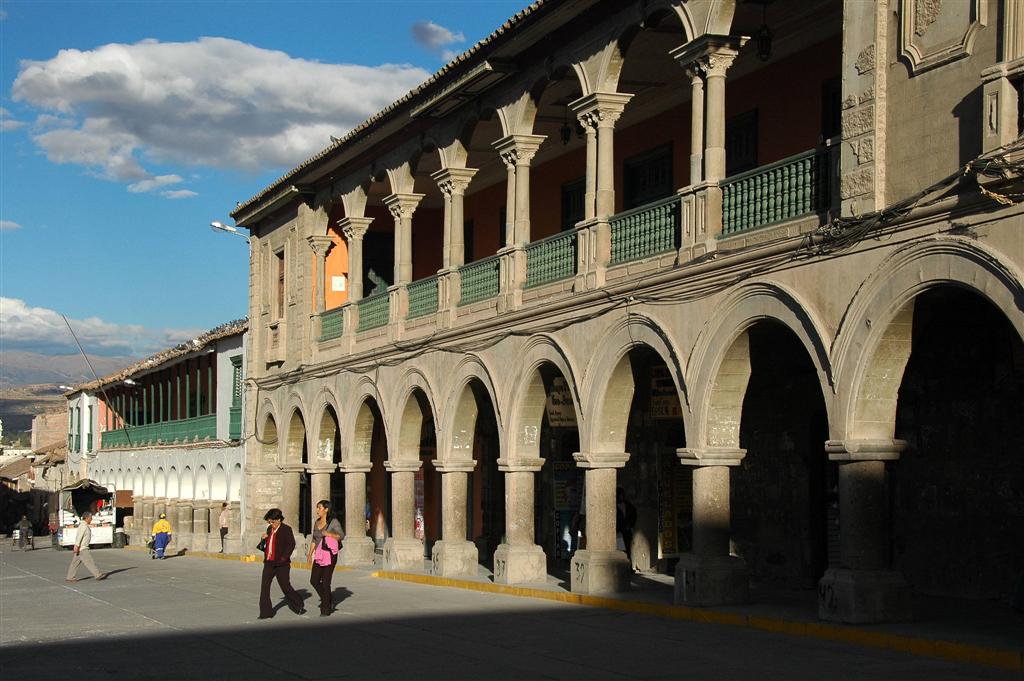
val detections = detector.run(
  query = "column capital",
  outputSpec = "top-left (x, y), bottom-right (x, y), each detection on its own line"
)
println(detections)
top-left (307, 464), bottom-right (336, 474)
top-left (573, 451), bottom-right (629, 469)
top-left (306, 234), bottom-right (335, 258)
top-left (338, 216), bottom-right (372, 241)
top-left (384, 459), bottom-right (422, 473)
top-left (338, 462), bottom-right (372, 474)
top-left (383, 192), bottom-right (424, 220)
top-left (433, 459), bottom-right (476, 474)
top-left (493, 134), bottom-right (546, 168)
top-left (669, 34), bottom-right (749, 77)
top-left (496, 457), bottom-right (545, 473)
top-left (677, 447), bottom-right (746, 467)
top-left (825, 439), bottom-right (906, 462)
top-left (431, 167), bottom-right (478, 196)
top-left (570, 91), bottom-right (634, 130)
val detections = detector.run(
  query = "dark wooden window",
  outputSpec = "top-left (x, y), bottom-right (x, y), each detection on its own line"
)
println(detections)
top-left (623, 144), bottom-right (673, 210)
top-left (561, 177), bottom-right (585, 230)
top-left (726, 110), bottom-right (758, 176)
top-left (275, 250), bottom-right (285, 318)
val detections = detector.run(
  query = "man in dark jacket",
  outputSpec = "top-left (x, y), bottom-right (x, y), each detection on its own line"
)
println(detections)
top-left (258, 508), bottom-right (305, 619)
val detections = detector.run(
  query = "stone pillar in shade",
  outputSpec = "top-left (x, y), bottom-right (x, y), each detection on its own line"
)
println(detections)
top-left (818, 439), bottom-right (911, 623)
top-left (570, 452), bottom-right (631, 594)
top-left (191, 505), bottom-right (209, 552)
top-left (430, 460), bottom-right (478, 577)
top-left (339, 464), bottom-right (374, 566)
top-left (383, 460), bottom-right (424, 571)
top-left (493, 459), bottom-right (547, 584)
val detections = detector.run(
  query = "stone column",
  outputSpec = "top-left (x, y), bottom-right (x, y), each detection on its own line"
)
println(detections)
top-left (687, 66), bottom-right (704, 184)
top-left (570, 452), bottom-right (631, 593)
top-left (207, 501), bottom-right (225, 552)
top-left (278, 467), bottom-right (301, 556)
top-left (131, 496), bottom-right (144, 545)
top-left (431, 460), bottom-right (478, 576)
top-left (307, 235), bottom-right (335, 313)
top-left (309, 467), bottom-right (332, 519)
top-left (176, 500), bottom-right (193, 551)
top-left (338, 217), bottom-right (373, 302)
top-left (493, 134), bottom-right (545, 309)
top-left (432, 168), bottom-right (478, 268)
top-left (141, 497), bottom-right (154, 538)
top-left (226, 500), bottom-right (242, 554)
top-left (163, 499), bottom-right (178, 554)
top-left (818, 439), bottom-right (910, 623)
top-left (493, 459), bottom-right (546, 584)
top-left (340, 464), bottom-right (375, 566)
top-left (153, 498), bottom-right (167, 527)
top-left (192, 504), bottom-right (209, 552)
top-left (675, 447), bottom-right (749, 605)
top-left (384, 193), bottom-right (424, 286)
top-left (383, 460), bottom-right (424, 571)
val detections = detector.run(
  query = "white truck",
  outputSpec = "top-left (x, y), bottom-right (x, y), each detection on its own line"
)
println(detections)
top-left (58, 480), bottom-right (115, 548)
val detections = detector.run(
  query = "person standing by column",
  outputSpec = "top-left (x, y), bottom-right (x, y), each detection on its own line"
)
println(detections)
top-left (258, 508), bottom-right (305, 619)
top-left (307, 499), bottom-right (344, 617)
top-left (66, 512), bottom-right (106, 582)
top-left (218, 502), bottom-right (229, 553)
top-left (151, 513), bottom-right (172, 559)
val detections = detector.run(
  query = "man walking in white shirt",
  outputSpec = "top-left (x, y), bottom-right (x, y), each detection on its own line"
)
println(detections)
top-left (218, 502), bottom-right (230, 553)
top-left (66, 511), bottom-right (106, 582)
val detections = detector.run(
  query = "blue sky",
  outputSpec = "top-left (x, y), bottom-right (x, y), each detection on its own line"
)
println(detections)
top-left (0, 0), bottom-right (526, 357)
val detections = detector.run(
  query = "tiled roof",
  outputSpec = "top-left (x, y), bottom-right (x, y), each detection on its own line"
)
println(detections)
top-left (231, 1), bottom-right (548, 220)
top-left (0, 457), bottom-right (31, 480)
top-left (67, 318), bottom-right (247, 394)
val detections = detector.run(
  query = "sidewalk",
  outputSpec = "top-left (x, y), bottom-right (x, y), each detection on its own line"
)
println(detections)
top-left (125, 545), bottom-right (1023, 672)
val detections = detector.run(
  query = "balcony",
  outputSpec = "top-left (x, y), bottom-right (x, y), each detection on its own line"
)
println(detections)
top-left (357, 292), bottom-right (389, 332)
top-left (229, 406), bottom-right (242, 441)
top-left (526, 230), bottom-right (577, 288)
top-left (100, 414), bottom-right (217, 449)
top-left (407, 275), bottom-right (439, 318)
top-left (610, 194), bottom-right (680, 265)
top-left (320, 306), bottom-right (344, 341)
top-left (721, 143), bottom-right (838, 237)
top-left (459, 254), bottom-right (501, 305)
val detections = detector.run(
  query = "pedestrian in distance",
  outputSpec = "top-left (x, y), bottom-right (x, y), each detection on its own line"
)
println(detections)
top-left (66, 511), bottom-right (106, 582)
top-left (151, 513), bottom-right (172, 559)
top-left (307, 499), bottom-right (344, 616)
top-left (218, 502), bottom-right (230, 553)
top-left (16, 515), bottom-right (31, 550)
top-left (258, 508), bottom-right (305, 619)
top-left (616, 487), bottom-right (636, 567)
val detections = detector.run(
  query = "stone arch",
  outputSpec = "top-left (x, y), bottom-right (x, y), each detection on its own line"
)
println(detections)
top-left (833, 238), bottom-right (1024, 441)
top-left (390, 368), bottom-right (439, 462)
top-left (582, 313), bottom-right (688, 453)
top-left (601, 1), bottom-right (695, 92)
top-left (195, 465), bottom-right (210, 501)
top-left (257, 403), bottom-right (279, 467)
top-left (343, 378), bottom-right (386, 467)
top-left (284, 405), bottom-right (307, 466)
top-left (143, 468), bottom-right (154, 496)
top-left (439, 355), bottom-right (503, 462)
top-left (310, 386), bottom-right (342, 464)
top-left (180, 466), bottom-right (194, 499)
top-left (229, 463), bottom-right (242, 502)
top-left (167, 467), bottom-right (179, 498)
top-left (211, 464), bottom-right (228, 500)
top-left (687, 282), bottom-right (834, 448)
top-left (506, 335), bottom-right (584, 461)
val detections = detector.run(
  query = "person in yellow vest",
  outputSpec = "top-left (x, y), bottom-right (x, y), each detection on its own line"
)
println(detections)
top-left (151, 513), bottom-right (172, 559)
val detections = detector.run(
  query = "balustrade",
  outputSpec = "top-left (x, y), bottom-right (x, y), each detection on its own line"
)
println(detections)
top-left (610, 194), bottom-right (680, 264)
top-left (525, 230), bottom-right (577, 288)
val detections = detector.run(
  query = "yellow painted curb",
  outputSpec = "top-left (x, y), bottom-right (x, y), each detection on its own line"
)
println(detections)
top-left (371, 570), bottom-right (1023, 672)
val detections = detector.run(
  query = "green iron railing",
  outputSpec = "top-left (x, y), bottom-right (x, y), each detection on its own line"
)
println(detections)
top-left (101, 414), bottom-right (217, 449)
top-left (459, 255), bottom-right (501, 305)
top-left (721, 146), bottom-right (834, 236)
top-left (407, 276), bottom-right (439, 319)
top-left (610, 194), bottom-right (680, 264)
top-left (526, 230), bottom-right (577, 288)
top-left (319, 306), bottom-right (344, 341)
top-left (228, 406), bottom-right (242, 440)
top-left (357, 292), bottom-right (389, 332)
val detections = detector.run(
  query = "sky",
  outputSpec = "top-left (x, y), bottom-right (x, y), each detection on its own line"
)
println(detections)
top-left (0, 0), bottom-right (527, 357)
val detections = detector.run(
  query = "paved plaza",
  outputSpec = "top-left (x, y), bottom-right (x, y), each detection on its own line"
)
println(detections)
top-left (0, 546), bottom-right (1018, 680)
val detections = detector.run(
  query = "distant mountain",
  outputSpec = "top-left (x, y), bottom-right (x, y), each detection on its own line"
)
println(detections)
top-left (0, 351), bottom-right (138, 388)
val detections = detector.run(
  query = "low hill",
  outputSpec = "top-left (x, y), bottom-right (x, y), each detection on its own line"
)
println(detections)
top-left (0, 351), bottom-right (136, 388)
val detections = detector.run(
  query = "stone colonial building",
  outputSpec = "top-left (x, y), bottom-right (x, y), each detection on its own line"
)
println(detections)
top-left (229, 0), bottom-right (1024, 623)
top-left (71, 320), bottom-right (248, 553)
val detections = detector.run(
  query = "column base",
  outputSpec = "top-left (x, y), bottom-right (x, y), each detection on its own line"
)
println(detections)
top-left (175, 534), bottom-right (192, 552)
top-left (340, 536), bottom-right (375, 567)
top-left (191, 534), bottom-right (209, 552)
top-left (674, 553), bottom-right (749, 606)
top-left (818, 568), bottom-right (911, 623)
top-left (431, 540), bottom-right (478, 577)
top-left (493, 543), bottom-right (547, 585)
top-left (570, 549), bottom-right (630, 594)
top-left (383, 538), bottom-right (425, 571)
top-left (224, 536), bottom-right (243, 555)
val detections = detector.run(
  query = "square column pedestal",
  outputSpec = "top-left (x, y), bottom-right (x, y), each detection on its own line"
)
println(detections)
top-left (431, 461), bottom-right (478, 577)
top-left (570, 454), bottom-right (631, 594)
top-left (493, 461), bottom-right (547, 585)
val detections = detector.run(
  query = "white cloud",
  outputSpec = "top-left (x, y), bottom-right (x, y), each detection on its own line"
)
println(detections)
top-left (161, 189), bottom-right (198, 199)
top-left (0, 220), bottom-right (23, 231)
top-left (0, 107), bottom-right (24, 130)
top-left (127, 174), bottom-right (183, 193)
top-left (11, 37), bottom-right (430, 186)
top-left (411, 21), bottom-right (465, 53)
top-left (0, 297), bottom-right (202, 357)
